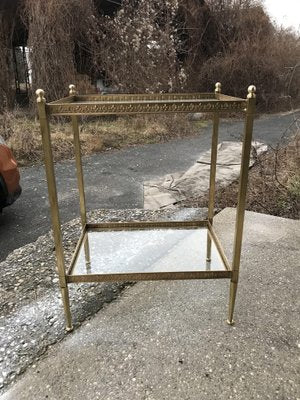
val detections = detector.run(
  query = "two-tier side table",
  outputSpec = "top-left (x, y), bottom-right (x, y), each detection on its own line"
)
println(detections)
top-left (36, 83), bottom-right (256, 331)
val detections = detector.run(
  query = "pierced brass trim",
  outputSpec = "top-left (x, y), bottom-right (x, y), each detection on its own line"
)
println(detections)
top-left (67, 270), bottom-right (232, 283)
top-left (47, 99), bottom-right (247, 116)
top-left (74, 92), bottom-right (217, 102)
top-left (86, 220), bottom-right (207, 231)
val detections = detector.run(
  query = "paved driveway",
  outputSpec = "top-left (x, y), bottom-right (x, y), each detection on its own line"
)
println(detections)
top-left (0, 111), bottom-right (298, 261)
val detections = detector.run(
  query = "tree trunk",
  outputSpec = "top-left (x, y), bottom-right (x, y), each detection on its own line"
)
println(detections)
top-left (0, 0), bottom-right (19, 112)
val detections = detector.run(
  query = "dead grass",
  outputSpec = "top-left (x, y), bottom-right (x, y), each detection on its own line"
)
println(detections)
top-left (0, 111), bottom-right (203, 166)
top-left (182, 130), bottom-right (300, 219)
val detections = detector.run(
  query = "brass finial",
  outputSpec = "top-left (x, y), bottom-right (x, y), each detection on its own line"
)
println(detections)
top-left (36, 89), bottom-right (46, 103)
top-left (69, 84), bottom-right (76, 95)
top-left (247, 85), bottom-right (256, 99)
top-left (215, 82), bottom-right (222, 94)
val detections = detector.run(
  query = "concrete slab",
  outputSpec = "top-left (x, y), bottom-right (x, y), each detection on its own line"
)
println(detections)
top-left (1, 209), bottom-right (299, 400)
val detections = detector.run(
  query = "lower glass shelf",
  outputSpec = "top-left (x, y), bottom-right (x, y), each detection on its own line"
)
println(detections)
top-left (67, 222), bottom-right (231, 283)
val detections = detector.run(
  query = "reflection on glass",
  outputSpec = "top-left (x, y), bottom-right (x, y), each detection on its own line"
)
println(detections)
top-left (72, 227), bottom-right (225, 275)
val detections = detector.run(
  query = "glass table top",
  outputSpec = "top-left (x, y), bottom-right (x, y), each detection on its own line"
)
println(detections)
top-left (71, 227), bottom-right (226, 276)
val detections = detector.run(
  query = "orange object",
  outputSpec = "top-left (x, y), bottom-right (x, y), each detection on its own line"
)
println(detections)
top-left (0, 141), bottom-right (21, 210)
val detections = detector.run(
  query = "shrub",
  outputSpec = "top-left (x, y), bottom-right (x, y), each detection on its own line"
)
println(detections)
top-left (89, 0), bottom-right (186, 93)
top-left (191, 1), bottom-right (300, 110)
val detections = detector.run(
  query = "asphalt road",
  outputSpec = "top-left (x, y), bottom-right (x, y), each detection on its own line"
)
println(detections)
top-left (0, 111), bottom-right (298, 261)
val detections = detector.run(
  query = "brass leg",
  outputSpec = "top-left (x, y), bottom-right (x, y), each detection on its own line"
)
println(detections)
top-left (206, 232), bottom-right (212, 262)
top-left (228, 86), bottom-right (256, 325)
top-left (227, 281), bottom-right (238, 325)
top-left (71, 113), bottom-right (87, 228)
top-left (36, 89), bottom-right (74, 333)
top-left (84, 235), bottom-right (91, 264)
top-left (61, 286), bottom-right (73, 332)
top-left (206, 87), bottom-right (220, 261)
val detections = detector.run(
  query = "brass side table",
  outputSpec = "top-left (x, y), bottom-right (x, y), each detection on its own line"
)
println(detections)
top-left (36, 83), bottom-right (256, 331)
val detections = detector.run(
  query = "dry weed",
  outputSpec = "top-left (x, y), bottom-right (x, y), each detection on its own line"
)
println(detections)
top-left (182, 130), bottom-right (300, 219)
top-left (0, 112), bottom-right (201, 166)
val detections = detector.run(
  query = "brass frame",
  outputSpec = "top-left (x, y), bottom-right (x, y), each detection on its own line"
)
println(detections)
top-left (36, 83), bottom-right (256, 331)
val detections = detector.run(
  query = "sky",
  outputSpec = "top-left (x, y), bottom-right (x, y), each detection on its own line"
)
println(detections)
top-left (263, 0), bottom-right (300, 31)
